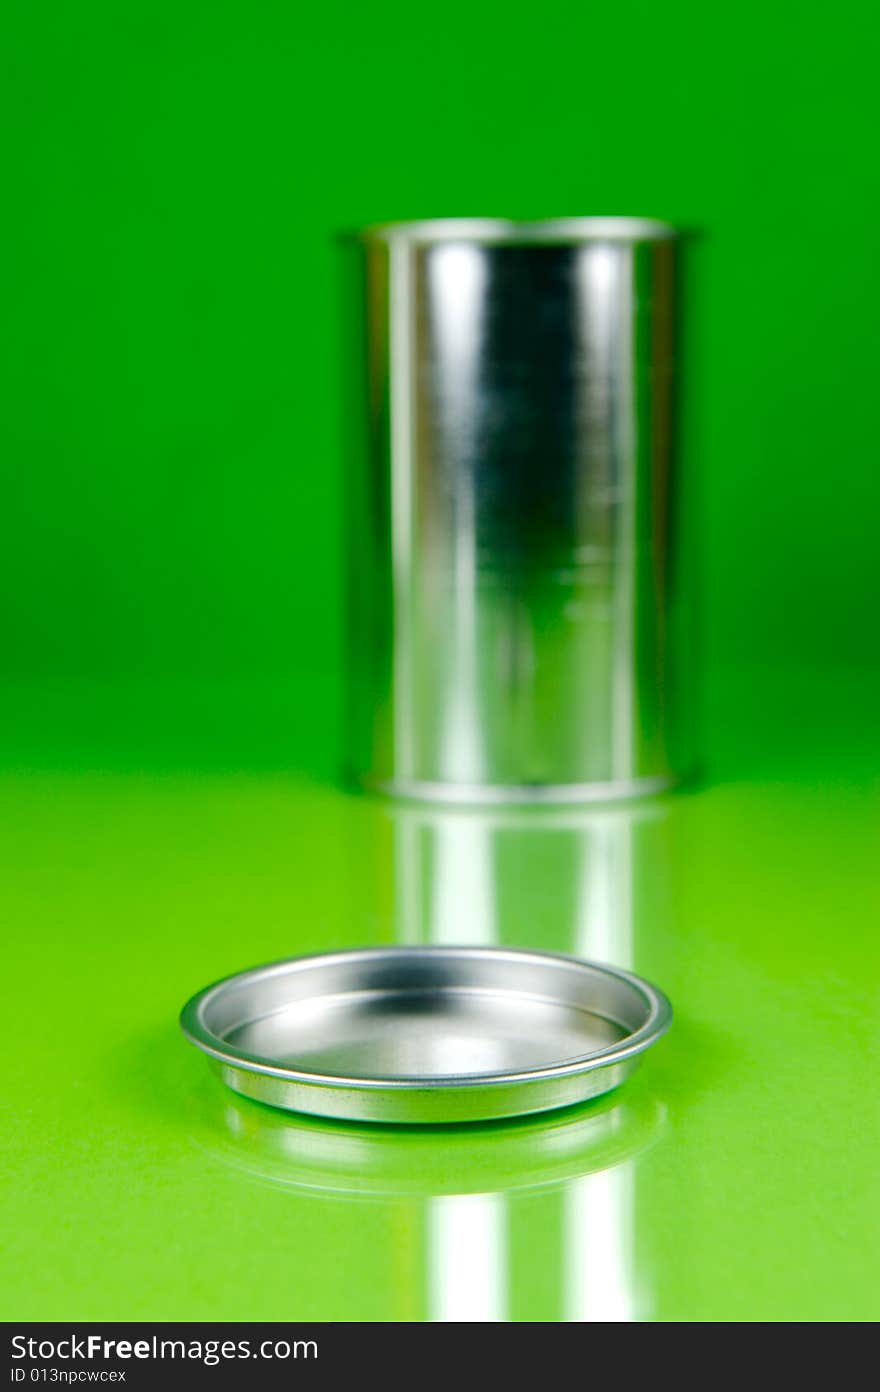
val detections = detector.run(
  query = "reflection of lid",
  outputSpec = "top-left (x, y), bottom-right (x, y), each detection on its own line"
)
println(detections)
top-left (189, 1075), bottom-right (665, 1200)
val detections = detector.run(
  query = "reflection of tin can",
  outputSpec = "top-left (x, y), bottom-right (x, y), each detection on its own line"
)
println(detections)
top-left (347, 218), bottom-right (688, 804)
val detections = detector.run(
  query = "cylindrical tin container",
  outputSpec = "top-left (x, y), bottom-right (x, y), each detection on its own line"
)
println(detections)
top-left (347, 217), bottom-right (688, 804)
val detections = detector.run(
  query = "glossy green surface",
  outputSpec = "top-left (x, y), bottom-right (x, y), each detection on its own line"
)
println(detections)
top-left (1, 670), bottom-right (877, 1321)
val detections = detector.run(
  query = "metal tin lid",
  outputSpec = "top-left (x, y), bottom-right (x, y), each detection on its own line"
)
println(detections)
top-left (181, 946), bottom-right (671, 1125)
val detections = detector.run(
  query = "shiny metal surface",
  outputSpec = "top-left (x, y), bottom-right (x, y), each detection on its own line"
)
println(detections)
top-left (181, 946), bottom-right (671, 1124)
top-left (348, 217), bottom-right (687, 802)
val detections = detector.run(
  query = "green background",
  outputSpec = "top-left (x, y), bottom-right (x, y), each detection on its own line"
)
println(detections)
top-left (1, 0), bottom-right (878, 1324)
top-left (2, 0), bottom-right (877, 696)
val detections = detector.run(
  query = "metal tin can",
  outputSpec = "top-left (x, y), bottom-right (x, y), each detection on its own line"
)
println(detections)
top-left (346, 217), bottom-right (688, 804)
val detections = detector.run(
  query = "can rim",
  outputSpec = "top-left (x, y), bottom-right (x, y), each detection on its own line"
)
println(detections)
top-left (359, 216), bottom-right (677, 245)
